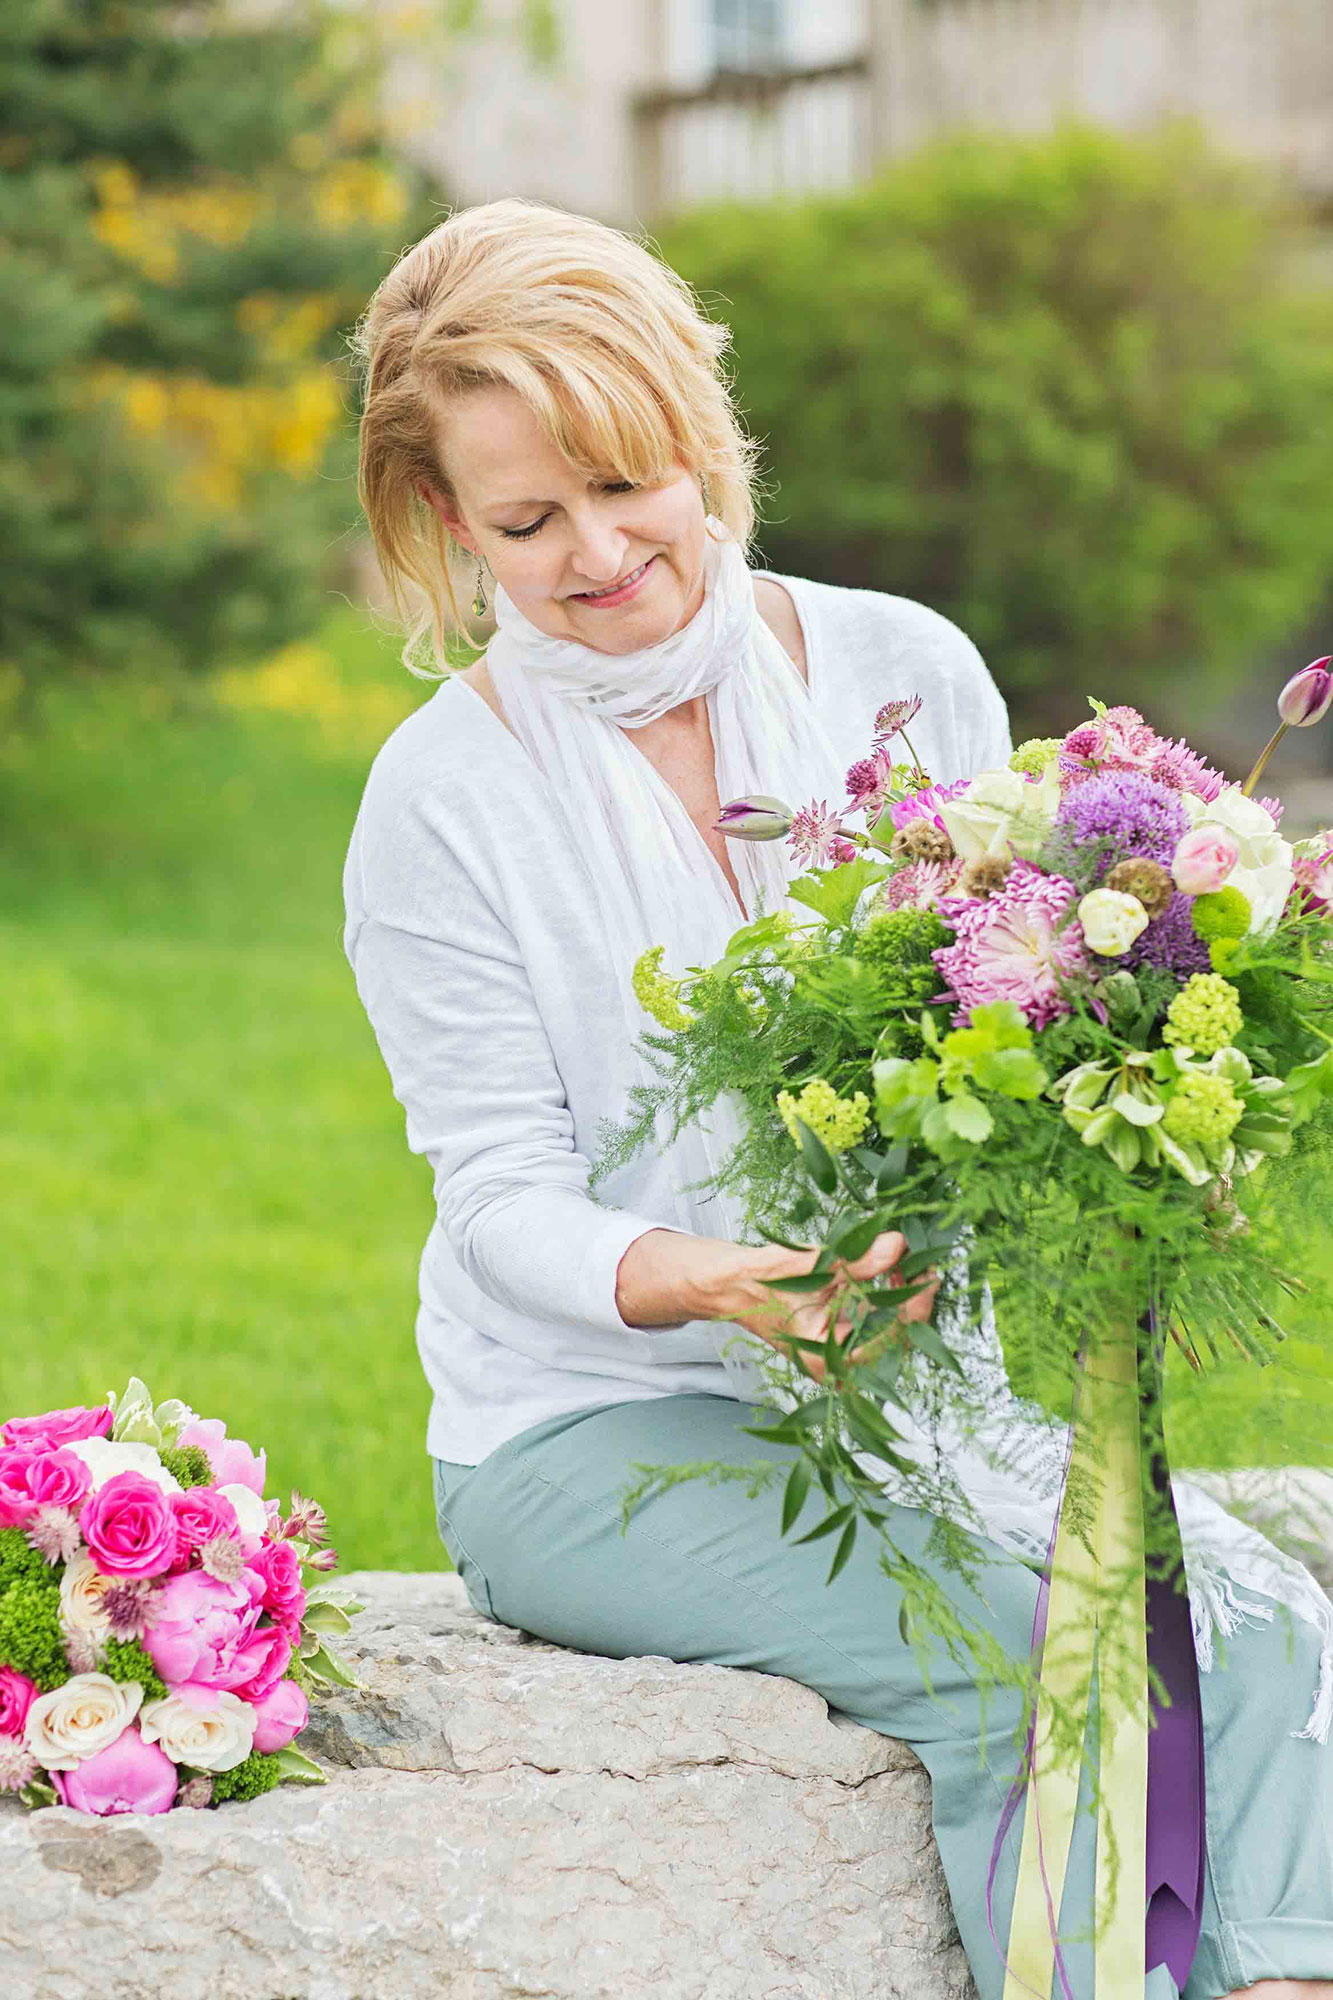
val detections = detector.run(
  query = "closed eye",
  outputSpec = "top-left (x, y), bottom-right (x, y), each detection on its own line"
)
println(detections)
top-left (498, 480), bottom-right (638, 540)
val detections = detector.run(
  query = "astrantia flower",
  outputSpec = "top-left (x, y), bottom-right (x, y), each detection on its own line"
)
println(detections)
top-left (24, 1505), bottom-right (82, 1566)
top-left (883, 860), bottom-right (962, 912)
top-left (844, 747), bottom-right (897, 819)
top-left (1061, 703), bottom-right (1163, 779)
top-left (933, 862), bottom-right (1090, 1029)
top-left (874, 695), bottom-right (924, 741)
top-left (199, 1534), bottom-right (246, 1583)
top-left (1054, 771), bottom-right (1189, 874)
top-left (788, 801), bottom-right (847, 868)
top-left (0, 1737), bottom-right (37, 1793)
top-left (282, 1492), bottom-right (329, 1548)
top-left (101, 1579), bottom-right (162, 1644)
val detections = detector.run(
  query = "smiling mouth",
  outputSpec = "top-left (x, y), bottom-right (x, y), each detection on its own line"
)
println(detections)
top-left (571, 557), bottom-right (655, 601)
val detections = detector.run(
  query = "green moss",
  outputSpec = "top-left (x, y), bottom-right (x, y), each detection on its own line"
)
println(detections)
top-left (100, 1638), bottom-right (166, 1702)
top-left (0, 1578), bottom-right (69, 1690)
top-left (157, 1444), bottom-right (213, 1489)
top-left (211, 1750), bottom-right (283, 1805)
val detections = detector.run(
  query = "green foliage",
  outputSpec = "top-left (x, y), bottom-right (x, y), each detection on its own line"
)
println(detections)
top-left (100, 1639), bottom-right (167, 1703)
top-left (0, 1528), bottom-right (54, 1591)
top-left (210, 1749), bottom-right (283, 1805)
top-left (658, 121), bottom-right (1333, 722)
top-left (157, 1444), bottom-right (213, 1490)
top-left (0, 1578), bottom-right (68, 1691)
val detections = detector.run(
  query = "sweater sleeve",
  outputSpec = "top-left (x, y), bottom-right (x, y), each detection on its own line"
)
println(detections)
top-left (343, 788), bottom-right (672, 1336)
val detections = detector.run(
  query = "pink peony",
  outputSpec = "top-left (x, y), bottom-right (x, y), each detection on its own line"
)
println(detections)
top-left (1, 1405), bottom-right (113, 1454)
top-left (0, 1447), bottom-right (92, 1527)
top-left (245, 1539), bottom-right (306, 1638)
top-left (249, 1678), bottom-right (308, 1755)
top-left (934, 862), bottom-right (1090, 1029)
top-left (890, 779), bottom-right (969, 834)
top-left (230, 1623), bottom-right (293, 1704)
top-left (1172, 826), bottom-right (1240, 896)
top-left (0, 1667), bottom-right (38, 1739)
top-left (168, 1487), bottom-right (240, 1572)
top-left (142, 1567), bottom-right (272, 1692)
top-left (175, 1419), bottom-right (266, 1497)
top-left (80, 1471), bottom-right (177, 1580)
top-left (52, 1724), bottom-right (178, 1817)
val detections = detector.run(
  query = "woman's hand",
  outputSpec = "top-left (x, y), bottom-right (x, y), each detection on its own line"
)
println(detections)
top-left (614, 1226), bottom-right (941, 1383)
top-left (723, 1232), bottom-right (941, 1384)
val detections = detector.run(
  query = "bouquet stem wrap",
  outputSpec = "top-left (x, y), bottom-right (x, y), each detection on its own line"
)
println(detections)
top-left (998, 1286), bottom-right (1205, 1998)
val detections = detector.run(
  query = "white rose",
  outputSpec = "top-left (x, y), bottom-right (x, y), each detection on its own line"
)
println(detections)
top-left (24, 1674), bottom-right (143, 1771)
top-left (58, 1549), bottom-right (115, 1643)
top-left (217, 1483), bottom-right (268, 1539)
top-left (1077, 889), bottom-right (1151, 957)
top-left (938, 764), bottom-right (1060, 864)
top-left (64, 1436), bottom-right (181, 1495)
top-left (1187, 787), bottom-right (1294, 936)
top-left (139, 1689), bottom-right (256, 1773)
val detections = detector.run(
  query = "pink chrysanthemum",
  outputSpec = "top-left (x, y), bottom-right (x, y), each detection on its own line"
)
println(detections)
top-left (1150, 735), bottom-right (1225, 801)
top-left (787, 801), bottom-right (847, 869)
top-left (933, 862), bottom-right (1089, 1029)
top-left (883, 860), bottom-right (964, 912)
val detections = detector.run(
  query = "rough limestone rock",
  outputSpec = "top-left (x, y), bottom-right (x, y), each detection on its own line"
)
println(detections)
top-left (1, 1470), bottom-right (1326, 2000)
top-left (0, 1570), bottom-right (976, 2000)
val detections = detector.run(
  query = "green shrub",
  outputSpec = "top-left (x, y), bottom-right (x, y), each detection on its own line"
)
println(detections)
top-left (658, 121), bottom-right (1333, 722)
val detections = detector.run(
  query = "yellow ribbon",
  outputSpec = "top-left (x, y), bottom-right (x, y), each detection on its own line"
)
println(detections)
top-left (1002, 1319), bottom-right (1149, 2000)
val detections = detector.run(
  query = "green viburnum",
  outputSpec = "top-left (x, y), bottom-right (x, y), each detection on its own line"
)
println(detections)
top-left (776, 1079), bottom-right (870, 1154)
top-left (1162, 1069), bottom-right (1245, 1148)
top-left (101, 1639), bottom-right (167, 1702)
top-left (1163, 973), bottom-right (1244, 1056)
top-left (210, 1750), bottom-right (283, 1806)
top-left (873, 1000), bottom-right (1047, 1156)
top-left (1009, 737), bottom-right (1063, 777)
top-left (1190, 887), bottom-right (1252, 945)
top-left (631, 946), bottom-right (693, 1032)
top-left (0, 1528), bottom-right (54, 1591)
top-left (0, 1578), bottom-right (68, 1690)
top-left (157, 1445), bottom-right (213, 1490)
top-left (853, 907), bottom-right (950, 969)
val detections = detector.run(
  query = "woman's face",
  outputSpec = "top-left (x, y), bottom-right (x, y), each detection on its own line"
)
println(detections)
top-left (420, 383), bottom-right (710, 654)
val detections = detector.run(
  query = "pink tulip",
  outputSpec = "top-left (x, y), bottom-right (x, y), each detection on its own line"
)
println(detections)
top-left (1, 1405), bottom-right (113, 1454)
top-left (1172, 826), bottom-right (1239, 897)
top-left (0, 1447), bottom-right (92, 1527)
top-left (714, 796), bottom-right (792, 841)
top-left (80, 1471), bottom-right (177, 1579)
top-left (52, 1725), bottom-right (178, 1817)
top-left (249, 1678), bottom-right (308, 1755)
top-left (1277, 657), bottom-right (1333, 728)
top-left (0, 1667), bottom-right (38, 1739)
top-left (176, 1419), bottom-right (267, 1497)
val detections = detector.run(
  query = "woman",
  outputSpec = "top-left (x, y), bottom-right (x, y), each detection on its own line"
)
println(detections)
top-left (343, 197), bottom-right (1333, 1999)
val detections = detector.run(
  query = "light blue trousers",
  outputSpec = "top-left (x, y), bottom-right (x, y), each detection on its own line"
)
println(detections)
top-left (433, 1390), bottom-right (1333, 1999)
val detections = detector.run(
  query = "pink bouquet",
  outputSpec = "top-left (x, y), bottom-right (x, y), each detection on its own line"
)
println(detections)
top-left (0, 1380), bottom-right (359, 1815)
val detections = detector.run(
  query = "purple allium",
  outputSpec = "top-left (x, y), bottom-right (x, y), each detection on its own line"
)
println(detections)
top-left (788, 801), bottom-right (847, 868)
top-left (933, 862), bottom-right (1090, 1029)
top-left (1054, 771), bottom-right (1189, 875)
top-left (890, 779), bottom-right (969, 834)
top-left (1125, 890), bottom-right (1212, 979)
top-left (1150, 735), bottom-right (1225, 802)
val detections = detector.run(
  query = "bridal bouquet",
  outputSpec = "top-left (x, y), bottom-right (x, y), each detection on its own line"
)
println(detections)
top-left (0, 1380), bottom-right (359, 1815)
top-left (610, 660), bottom-right (1333, 1995)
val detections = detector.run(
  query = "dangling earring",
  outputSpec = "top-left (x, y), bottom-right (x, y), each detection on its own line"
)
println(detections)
top-left (472, 555), bottom-right (488, 619)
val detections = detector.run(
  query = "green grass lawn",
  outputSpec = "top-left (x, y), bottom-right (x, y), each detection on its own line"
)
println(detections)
top-left (0, 602), bottom-right (1327, 1576)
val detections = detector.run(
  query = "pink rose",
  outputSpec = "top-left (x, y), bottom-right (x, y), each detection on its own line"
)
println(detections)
top-left (176, 1419), bottom-right (267, 1497)
top-left (249, 1677), bottom-right (308, 1755)
top-left (167, 1487), bottom-right (240, 1572)
top-left (245, 1539), bottom-right (306, 1637)
top-left (52, 1724), bottom-right (178, 1817)
top-left (143, 1568), bottom-right (267, 1690)
top-left (80, 1471), bottom-right (177, 1579)
top-left (1, 1405), bottom-right (113, 1454)
top-left (0, 1667), bottom-right (38, 1739)
top-left (230, 1622), bottom-right (293, 1703)
top-left (0, 1447), bottom-right (92, 1527)
top-left (1172, 826), bottom-right (1239, 896)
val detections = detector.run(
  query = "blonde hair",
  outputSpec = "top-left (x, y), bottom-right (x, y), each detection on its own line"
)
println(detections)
top-left (349, 196), bottom-right (764, 677)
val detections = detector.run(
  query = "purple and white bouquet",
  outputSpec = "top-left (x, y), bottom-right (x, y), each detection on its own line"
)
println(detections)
top-left (0, 1380), bottom-right (358, 1815)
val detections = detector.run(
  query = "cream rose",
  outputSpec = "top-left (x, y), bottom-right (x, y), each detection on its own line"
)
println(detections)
top-left (64, 1437), bottom-right (181, 1495)
top-left (1077, 888), bottom-right (1150, 957)
top-left (58, 1549), bottom-right (116, 1645)
top-left (937, 764), bottom-right (1060, 864)
top-left (139, 1688), bottom-right (256, 1773)
top-left (24, 1674), bottom-right (143, 1771)
top-left (1181, 787), bottom-right (1294, 936)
